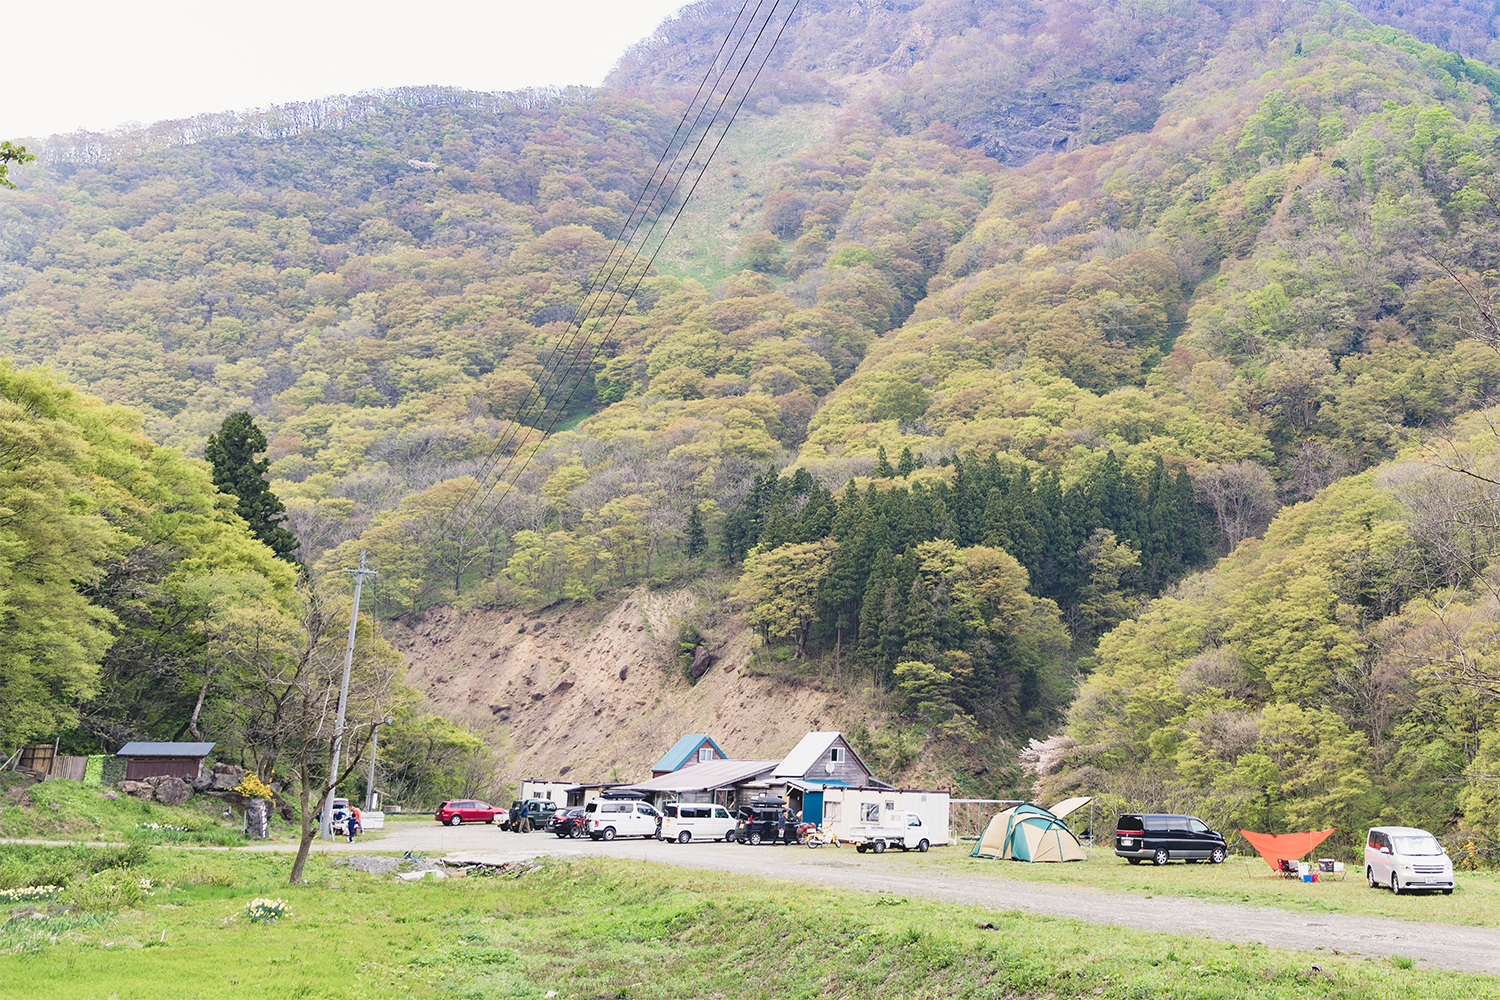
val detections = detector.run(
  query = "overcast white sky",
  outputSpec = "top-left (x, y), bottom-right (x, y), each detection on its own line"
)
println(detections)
top-left (6, 1), bottom-right (690, 139)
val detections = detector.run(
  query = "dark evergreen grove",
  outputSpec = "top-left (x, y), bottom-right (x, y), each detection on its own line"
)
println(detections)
top-left (720, 451), bottom-right (1208, 715)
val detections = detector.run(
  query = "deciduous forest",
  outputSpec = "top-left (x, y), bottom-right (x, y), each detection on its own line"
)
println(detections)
top-left (4, 0), bottom-right (1500, 847)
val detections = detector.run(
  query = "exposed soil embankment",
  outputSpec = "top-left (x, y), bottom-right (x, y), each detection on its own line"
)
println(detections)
top-left (390, 588), bottom-right (878, 785)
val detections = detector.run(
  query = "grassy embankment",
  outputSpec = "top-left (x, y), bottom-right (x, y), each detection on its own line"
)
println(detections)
top-left (0, 777), bottom-right (258, 847)
top-left (2, 844), bottom-right (1497, 1000)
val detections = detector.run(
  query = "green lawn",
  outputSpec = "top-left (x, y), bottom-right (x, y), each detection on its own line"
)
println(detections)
top-left (1, 847), bottom-right (1496, 1000)
top-left (856, 845), bottom-right (1500, 927)
top-left (0, 778), bottom-right (259, 847)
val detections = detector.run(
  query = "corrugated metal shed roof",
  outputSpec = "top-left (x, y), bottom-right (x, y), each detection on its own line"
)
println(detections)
top-left (650, 734), bottom-right (725, 773)
top-left (773, 731), bottom-right (872, 779)
top-left (115, 742), bottom-right (216, 757)
top-left (624, 759), bottom-right (779, 793)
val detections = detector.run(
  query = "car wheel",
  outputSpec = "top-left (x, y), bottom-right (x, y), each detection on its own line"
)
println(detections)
top-left (678, 831), bottom-right (691, 844)
top-left (1127, 858), bottom-right (1142, 865)
top-left (602, 827), bottom-right (616, 842)
top-left (918, 839), bottom-right (929, 853)
top-left (1152, 848), bottom-right (1169, 866)
top-left (873, 840), bottom-right (886, 854)
top-left (1442, 888), bottom-right (1453, 895)
top-left (1390, 873), bottom-right (1400, 895)
top-left (1368, 866), bottom-right (1378, 889)
top-left (749, 832), bottom-right (762, 846)
top-left (856, 844), bottom-right (867, 853)
top-left (448, 815), bottom-right (463, 827)
top-left (571, 826), bottom-right (583, 839)
top-left (1210, 847), bottom-right (1226, 864)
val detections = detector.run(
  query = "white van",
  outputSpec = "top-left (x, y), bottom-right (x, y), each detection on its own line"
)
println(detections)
top-left (661, 802), bottom-right (736, 843)
top-left (587, 799), bottom-right (661, 841)
top-left (1364, 826), bottom-right (1454, 894)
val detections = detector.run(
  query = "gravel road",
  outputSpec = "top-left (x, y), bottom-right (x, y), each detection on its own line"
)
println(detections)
top-left (270, 822), bottom-right (1500, 976)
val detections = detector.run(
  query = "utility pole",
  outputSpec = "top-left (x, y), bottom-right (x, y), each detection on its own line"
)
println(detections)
top-left (367, 716), bottom-right (393, 813)
top-left (319, 550), bottom-right (376, 841)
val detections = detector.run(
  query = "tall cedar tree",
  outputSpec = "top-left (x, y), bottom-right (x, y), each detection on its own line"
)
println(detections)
top-left (206, 412), bottom-right (299, 562)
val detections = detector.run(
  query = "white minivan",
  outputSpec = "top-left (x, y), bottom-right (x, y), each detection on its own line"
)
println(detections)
top-left (587, 799), bottom-right (661, 841)
top-left (661, 802), bottom-right (736, 843)
top-left (1364, 826), bottom-right (1454, 894)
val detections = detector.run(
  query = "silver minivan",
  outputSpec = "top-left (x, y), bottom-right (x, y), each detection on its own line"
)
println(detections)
top-left (1364, 826), bottom-right (1454, 894)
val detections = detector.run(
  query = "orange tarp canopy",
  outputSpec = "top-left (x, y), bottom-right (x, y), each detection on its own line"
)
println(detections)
top-left (1239, 828), bottom-right (1336, 870)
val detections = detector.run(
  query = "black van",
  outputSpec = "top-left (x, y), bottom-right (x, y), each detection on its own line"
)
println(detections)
top-left (1115, 814), bottom-right (1227, 865)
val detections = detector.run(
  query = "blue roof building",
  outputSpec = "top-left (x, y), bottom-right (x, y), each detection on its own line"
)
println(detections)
top-left (650, 734), bottom-right (727, 777)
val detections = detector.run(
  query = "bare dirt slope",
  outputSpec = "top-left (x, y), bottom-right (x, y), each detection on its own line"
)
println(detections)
top-left (390, 587), bottom-right (879, 786)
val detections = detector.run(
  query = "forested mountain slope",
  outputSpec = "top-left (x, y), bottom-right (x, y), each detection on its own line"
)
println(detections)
top-left (1, 1), bottom-right (1499, 825)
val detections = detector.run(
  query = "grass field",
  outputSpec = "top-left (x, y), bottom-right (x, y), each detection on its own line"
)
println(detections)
top-left (1, 845), bottom-right (1497, 1000)
top-left (0, 778), bottom-right (258, 847)
top-left (871, 846), bottom-right (1500, 927)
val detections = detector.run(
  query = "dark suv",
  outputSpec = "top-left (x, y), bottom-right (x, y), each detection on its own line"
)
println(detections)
top-left (1115, 814), bottom-right (1227, 865)
top-left (734, 803), bottom-right (797, 845)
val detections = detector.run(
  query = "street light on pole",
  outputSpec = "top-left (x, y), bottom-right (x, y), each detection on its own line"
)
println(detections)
top-left (368, 715), bottom-right (393, 813)
top-left (319, 550), bottom-right (376, 841)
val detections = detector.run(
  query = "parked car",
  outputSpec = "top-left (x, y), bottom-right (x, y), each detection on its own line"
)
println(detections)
top-left (435, 799), bottom-right (499, 826)
top-left (1114, 814), bottom-right (1227, 865)
top-left (500, 798), bottom-right (557, 832)
top-left (588, 799), bottom-right (661, 840)
top-left (734, 803), bottom-right (797, 845)
top-left (1365, 826), bottom-right (1454, 894)
top-left (550, 807), bottom-right (588, 838)
top-left (660, 802), bottom-right (737, 843)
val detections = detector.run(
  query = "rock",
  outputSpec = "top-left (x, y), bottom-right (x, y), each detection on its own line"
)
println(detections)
top-left (517, 623), bottom-right (528, 633)
top-left (550, 679), bottom-right (574, 694)
top-left (117, 780), bottom-right (154, 800)
top-left (619, 667), bottom-right (628, 681)
top-left (690, 645), bottom-right (714, 679)
top-left (208, 766), bottom-right (244, 792)
top-left (530, 692), bottom-right (545, 702)
top-left (155, 776), bottom-right (192, 806)
top-left (488, 703), bottom-right (511, 716)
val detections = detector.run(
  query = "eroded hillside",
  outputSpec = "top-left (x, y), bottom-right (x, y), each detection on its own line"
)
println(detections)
top-left (390, 587), bottom-right (883, 786)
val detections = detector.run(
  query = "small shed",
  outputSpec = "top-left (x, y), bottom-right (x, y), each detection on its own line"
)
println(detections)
top-left (650, 735), bottom-right (728, 777)
top-left (115, 742), bottom-right (215, 781)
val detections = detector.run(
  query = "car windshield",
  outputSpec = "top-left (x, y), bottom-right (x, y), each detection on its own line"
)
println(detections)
top-left (1390, 835), bottom-right (1443, 856)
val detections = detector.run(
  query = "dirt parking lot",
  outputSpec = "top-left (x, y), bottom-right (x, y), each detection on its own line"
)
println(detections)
top-left (265, 820), bottom-right (1500, 975)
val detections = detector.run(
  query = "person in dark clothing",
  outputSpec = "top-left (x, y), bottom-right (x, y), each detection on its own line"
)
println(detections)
top-left (519, 800), bottom-right (531, 834)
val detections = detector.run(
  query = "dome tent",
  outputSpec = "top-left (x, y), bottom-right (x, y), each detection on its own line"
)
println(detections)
top-left (971, 802), bottom-right (1085, 862)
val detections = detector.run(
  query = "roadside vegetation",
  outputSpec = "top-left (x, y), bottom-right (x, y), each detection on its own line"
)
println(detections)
top-left (0, 777), bottom-right (255, 847)
top-left (1, 847), bottom-right (1495, 1000)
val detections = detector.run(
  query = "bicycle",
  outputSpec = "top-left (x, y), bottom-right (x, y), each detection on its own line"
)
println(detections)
top-left (805, 825), bottom-right (840, 849)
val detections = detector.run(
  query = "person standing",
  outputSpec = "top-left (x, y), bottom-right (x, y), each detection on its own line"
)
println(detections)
top-left (519, 799), bottom-right (531, 834)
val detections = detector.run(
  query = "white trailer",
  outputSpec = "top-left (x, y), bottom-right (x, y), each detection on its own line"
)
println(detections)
top-left (820, 786), bottom-right (950, 846)
top-left (847, 811), bottom-right (935, 853)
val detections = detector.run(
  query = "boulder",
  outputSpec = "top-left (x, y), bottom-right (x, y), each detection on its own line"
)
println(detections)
top-left (690, 645), bottom-right (714, 679)
top-left (154, 776), bottom-right (192, 806)
top-left (117, 780), bottom-right (154, 800)
top-left (208, 766), bottom-right (244, 792)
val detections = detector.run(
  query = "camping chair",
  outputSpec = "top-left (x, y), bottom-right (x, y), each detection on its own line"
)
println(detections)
top-left (1276, 859), bottom-right (1299, 879)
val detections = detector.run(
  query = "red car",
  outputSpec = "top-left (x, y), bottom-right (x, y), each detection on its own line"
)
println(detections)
top-left (435, 800), bottom-right (499, 826)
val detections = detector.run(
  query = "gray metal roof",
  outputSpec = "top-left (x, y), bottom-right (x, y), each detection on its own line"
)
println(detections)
top-left (773, 731), bottom-right (871, 779)
top-left (622, 759), bottom-right (779, 793)
top-left (115, 742), bottom-right (216, 757)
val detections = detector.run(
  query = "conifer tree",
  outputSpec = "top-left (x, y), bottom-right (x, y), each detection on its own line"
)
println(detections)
top-left (897, 446), bottom-right (916, 477)
top-left (206, 412), bottom-right (299, 562)
top-left (874, 445), bottom-right (895, 478)
top-left (686, 505), bottom-right (707, 557)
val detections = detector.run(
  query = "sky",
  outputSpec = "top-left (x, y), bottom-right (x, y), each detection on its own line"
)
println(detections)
top-left (5, 1), bottom-right (691, 139)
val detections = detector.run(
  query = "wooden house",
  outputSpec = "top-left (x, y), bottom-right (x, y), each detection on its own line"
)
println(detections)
top-left (649, 734), bottom-right (727, 778)
top-left (115, 742), bottom-right (215, 781)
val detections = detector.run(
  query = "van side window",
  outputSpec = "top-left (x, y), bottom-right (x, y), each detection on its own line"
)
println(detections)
top-left (1188, 819), bottom-right (1208, 834)
top-left (908, 814), bottom-right (921, 827)
top-left (714, 807), bottom-right (729, 818)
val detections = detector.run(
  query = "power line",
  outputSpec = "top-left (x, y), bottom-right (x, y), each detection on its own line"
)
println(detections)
top-left (449, 0), bottom-right (765, 506)
top-left (470, 1), bottom-right (802, 519)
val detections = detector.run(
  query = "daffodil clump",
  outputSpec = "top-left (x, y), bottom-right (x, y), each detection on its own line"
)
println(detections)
top-left (243, 898), bottom-right (291, 924)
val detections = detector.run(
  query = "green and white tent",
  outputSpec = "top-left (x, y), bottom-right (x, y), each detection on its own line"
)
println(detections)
top-left (971, 801), bottom-right (1086, 862)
